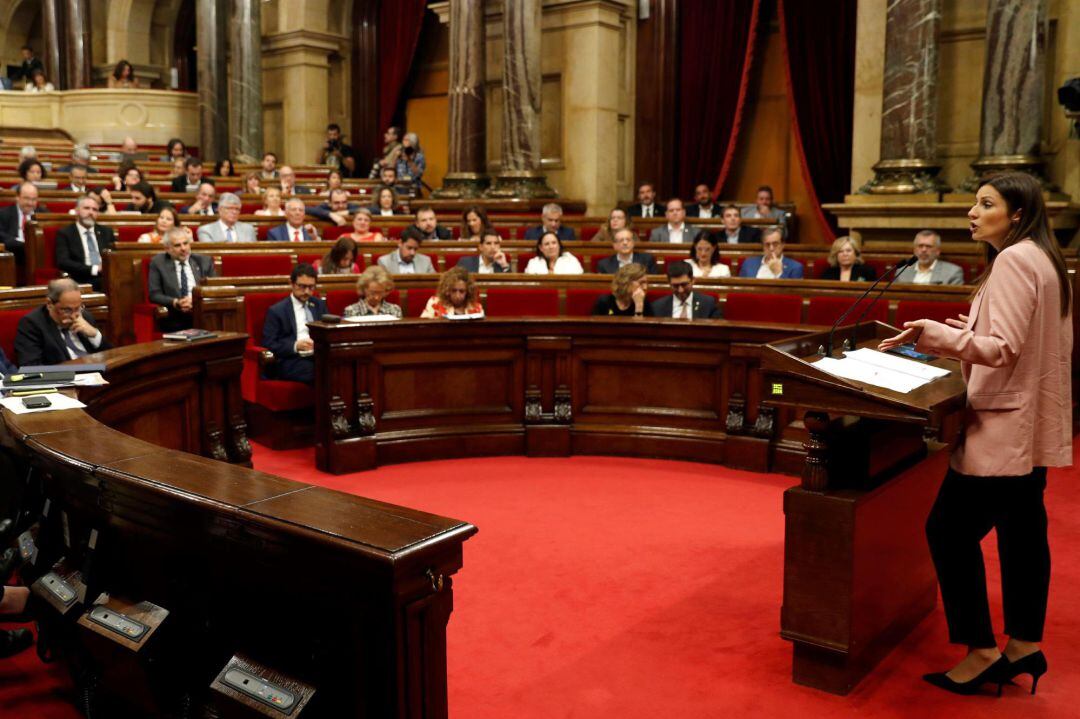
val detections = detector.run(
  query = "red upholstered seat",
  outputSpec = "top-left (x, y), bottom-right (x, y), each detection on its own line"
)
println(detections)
top-left (0, 309), bottom-right (30, 363)
top-left (134, 256), bottom-right (164, 343)
top-left (485, 288), bottom-right (559, 317)
top-left (566, 289), bottom-right (607, 316)
top-left (256, 224), bottom-right (271, 240)
top-left (221, 254), bottom-right (293, 277)
top-left (240, 292), bottom-right (311, 411)
top-left (116, 225), bottom-right (150, 243)
top-left (297, 253), bottom-right (321, 267)
top-left (322, 225), bottom-right (353, 241)
top-left (255, 379), bottom-right (313, 413)
top-left (580, 226), bottom-right (601, 242)
top-left (723, 292), bottom-right (803, 324)
top-left (806, 296), bottom-right (887, 327)
top-left (35, 225), bottom-right (61, 284)
top-left (403, 288), bottom-right (435, 317)
top-left (516, 252), bottom-right (535, 270)
top-left (240, 202), bottom-right (261, 214)
top-left (442, 252), bottom-right (471, 271)
top-left (386, 225), bottom-right (404, 239)
top-left (895, 300), bottom-right (970, 326)
top-left (862, 259), bottom-right (890, 280)
top-left (588, 255), bottom-right (604, 272)
top-left (323, 289), bottom-right (359, 316)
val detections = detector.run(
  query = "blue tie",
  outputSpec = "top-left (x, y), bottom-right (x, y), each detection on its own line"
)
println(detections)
top-left (84, 228), bottom-right (101, 266)
top-left (63, 329), bottom-right (87, 357)
top-left (304, 303), bottom-right (313, 323)
top-left (178, 261), bottom-right (189, 296)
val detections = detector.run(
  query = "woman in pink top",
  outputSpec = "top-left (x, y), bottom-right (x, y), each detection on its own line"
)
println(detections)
top-left (881, 172), bottom-right (1071, 697)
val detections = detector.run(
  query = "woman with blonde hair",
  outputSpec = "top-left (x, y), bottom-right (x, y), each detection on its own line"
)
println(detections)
top-left (255, 186), bottom-right (285, 216)
top-left (421, 267), bottom-right (484, 318)
top-left (348, 208), bottom-right (384, 243)
top-left (591, 263), bottom-right (653, 316)
top-left (821, 235), bottom-right (875, 282)
top-left (344, 266), bottom-right (402, 318)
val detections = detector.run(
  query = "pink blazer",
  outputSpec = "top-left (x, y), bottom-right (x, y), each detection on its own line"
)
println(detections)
top-left (915, 240), bottom-right (1072, 476)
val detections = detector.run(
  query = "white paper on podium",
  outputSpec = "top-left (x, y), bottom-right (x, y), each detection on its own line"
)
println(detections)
top-left (342, 314), bottom-right (400, 323)
top-left (813, 356), bottom-right (929, 393)
top-left (844, 348), bottom-right (950, 380)
top-left (0, 393), bottom-right (87, 414)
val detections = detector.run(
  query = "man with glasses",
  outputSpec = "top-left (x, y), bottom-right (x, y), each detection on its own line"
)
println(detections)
top-left (14, 278), bottom-right (112, 366)
top-left (148, 228), bottom-right (215, 332)
top-left (650, 261), bottom-right (719, 320)
top-left (261, 264), bottom-right (327, 384)
top-left (56, 194), bottom-right (116, 291)
top-left (197, 193), bottom-right (255, 242)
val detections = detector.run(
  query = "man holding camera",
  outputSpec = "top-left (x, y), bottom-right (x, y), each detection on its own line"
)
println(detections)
top-left (318, 123), bottom-right (357, 177)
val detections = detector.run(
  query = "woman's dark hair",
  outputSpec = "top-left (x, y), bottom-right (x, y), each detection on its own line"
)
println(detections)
top-left (166, 138), bottom-right (187, 158)
top-left (978, 172), bottom-right (1071, 317)
top-left (376, 185), bottom-right (398, 209)
top-left (118, 160), bottom-right (143, 188)
top-left (323, 236), bottom-right (358, 270)
top-left (113, 59), bottom-right (134, 80)
top-left (131, 181), bottom-right (157, 204)
top-left (536, 231), bottom-right (565, 264)
top-left (158, 205), bottom-right (181, 228)
top-left (326, 168), bottom-right (343, 185)
top-left (461, 205), bottom-right (491, 238)
top-left (689, 231), bottom-right (720, 266)
top-left (30, 68), bottom-right (45, 83)
top-left (214, 159), bottom-right (235, 177)
top-left (17, 158), bottom-right (45, 180)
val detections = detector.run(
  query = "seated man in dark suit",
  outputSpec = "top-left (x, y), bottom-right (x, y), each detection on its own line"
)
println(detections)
top-left (402, 205), bottom-right (452, 242)
top-left (171, 157), bottom-right (209, 193)
top-left (261, 264), bottom-right (327, 385)
top-left (523, 203), bottom-right (576, 242)
top-left (597, 228), bottom-right (658, 274)
top-left (0, 182), bottom-right (41, 270)
top-left (56, 194), bottom-right (116, 291)
top-left (67, 164), bottom-right (90, 193)
top-left (456, 229), bottom-right (511, 273)
top-left (278, 165), bottom-right (315, 196)
top-left (267, 198), bottom-right (320, 242)
top-left (181, 182), bottom-right (219, 216)
top-left (124, 181), bottom-right (172, 214)
top-left (628, 182), bottom-right (660, 218)
top-left (305, 188), bottom-right (363, 226)
top-left (651, 260), bottom-right (720, 320)
top-left (738, 226), bottom-right (804, 279)
top-left (147, 227), bottom-right (215, 332)
top-left (685, 184), bottom-right (720, 218)
top-left (14, 278), bottom-right (113, 365)
top-left (720, 204), bottom-right (762, 244)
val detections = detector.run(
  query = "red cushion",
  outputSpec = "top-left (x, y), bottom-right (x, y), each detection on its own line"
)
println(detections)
top-left (256, 224), bottom-right (271, 240)
top-left (862, 259), bottom-right (890, 280)
top-left (895, 300), bottom-right (970, 327)
top-left (724, 292), bottom-right (803, 324)
top-left (256, 378), bottom-right (314, 412)
top-left (443, 252), bottom-right (471, 271)
top-left (243, 292), bottom-right (290, 347)
top-left (240, 202), bottom-right (261, 214)
top-left (385, 225), bottom-right (404, 239)
top-left (403, 288), bottom-right (435, 317)
top-left (588, 255), bottom-right (604, 272)
top-left (41, 224), bottom-right (59, 275)
top-left (221, 254), bottom-right (293, 277)
top-left (516, 252), bottom-right (535, 271)
top-left (323, 225), bottom-right (353, 241)
top-left (0, 309), bottom-right (30, 361)
top-left (116, 225), bottom-right (150, 243)
top-left (133, 303), bottom-right (163, 343)
top-left (580, 226), bottom-right (601, 242)
top-left (485, 288), bottom-right (559, 317)
top-left (323, 289), bottom-right (359, 316)
top-left (806, 296), bottom-right (888, 327)
top-left (566, 289), bottom-right (607, 316)
top-left (298, 253), bottom-right (322, 267)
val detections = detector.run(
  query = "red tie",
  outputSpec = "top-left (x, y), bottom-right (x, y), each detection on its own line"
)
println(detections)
top-left (293, 229), bottom-right (300, 242)
top-left (21, 214), bottom-right (29, 239)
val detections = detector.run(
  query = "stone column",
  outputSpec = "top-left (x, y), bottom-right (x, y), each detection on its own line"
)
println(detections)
top-left (859, 0), bottom-right (945, 194)
top-left (41, 0), bottom-right (64, 89)
top-left (434, 0), bottom-right (489, 198)
top-left (197, 0), bottom-right (230, 162)
top-left (965, 0), bottom-right (1049, 186)
top-left (230, 0), bottom-right (264, 161)
top-left (487, 0), bottom-right (556, 198)
top-left (63, 0), bottom-right (92, 89)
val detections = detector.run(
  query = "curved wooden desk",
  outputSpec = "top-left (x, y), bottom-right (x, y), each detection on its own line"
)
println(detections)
top-left (0, 337), bottom-right (476, 717)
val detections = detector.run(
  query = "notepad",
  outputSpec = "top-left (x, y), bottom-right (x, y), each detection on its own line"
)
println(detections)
top-left (814, 348), bottom-right (947, 394)
top-left (342, 314), bottom-right (400, 323)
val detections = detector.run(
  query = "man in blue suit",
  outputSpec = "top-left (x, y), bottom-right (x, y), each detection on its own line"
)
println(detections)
top-left (267, 198), bottom-right (319, 242)
top-left (456, 230), bottom-right (511, 273)
top-left (523, 203), bottom-right (576, 242)
top-left (738, 227), bottom-right (803, 279)
top-left (261, 264), bottom-right (327, 384)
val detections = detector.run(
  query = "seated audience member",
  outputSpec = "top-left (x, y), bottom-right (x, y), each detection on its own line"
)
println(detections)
top-left (92, 188), bottom-right (118, 215)
top-left (0, 182), bottom-right (42, 266)
top-left (255, 186), bottom-right (286, 216)
top-left (395, 132), bottom-right (426, 189)
top-left (628, 182), bottom-right (660, 218)
top-left (651, 260), bottom-right (720, 320)
top-left (370, 186), bottom-right (400, 216)
top-left (261, 264), bottom-right (327, 385)
top-left (738, 226), bottom-right (803, 279)
top-left (592, 263), bottom-right (653, 317)
top-left (741, 185), bottom-right (785, 222)
top-left (119, 136), bottom-right (139, 161)
top-left (421, 267), bottom-right (483, 318)
top-left (457, 229), bottom-right (510, 273)
top-left (402, 206), bottom-right (451, 242)
top-left (686, 184), bottom-right (721, 218)
top-left (461, 205), bottom-right (491, 242)
top-left (165, 138), bottom-right (188, 161)
top-left (688, 232), bottom-right (731, 278)
top-left (183, 182), bottom-right (219, 215)
top-left (171, 157), bottom-right (207, 192)
top-left (268, 198), bottom-right (320, 242)
top-left (279, 165), bottom-right (313, 195)
top-left (24, 68), bottom-right (54, 92)
top-left (345, 266), bottom-right (402, 318)
top-left (369, 126), bottom-right (403, 178)
top-left (15, 159), bottom-right (45, 188)
top-left (306, 188), bottom-right (362, 225)
top-left (378, 165), bottom-right (399, 189)
top-left (213, 158), bottom-right (236, 177)
top-left (112, 161), bottom-right (143, 191)
top-left (108, 59), bottom-right (140, 88)
top-left (649, 199), bottom-right (701, 244)
top-left (821, 235), bottom-right (876, 282)
top-left (378, 235), bottom-right (434, 274)
top-left (319, 169), bottom-right (345, 197)
top-left (895, 230), bottom-right (964, 285)
top-left (15, 278), bottom-right (113, 364)
top-left (319, 123), bottom-right (357, 176)
top-left (244, 171), bottom-right (262, 195)
top-left (137, 206), bottom-right (185, 244)
top-left (524, 203), bottom-right (576, 242)
top-left (67, 165), bottom-right (90, 193)
top-left (19, 44), bottom-right (43, 80)
top-left (148, 227), bottom-right (215, 332)
top-left (260, 152), bottom-right (279, 180)
top-left (524, 232), bottom-right (584, 275)
top-left (595, 207), bottom-right (633, 245)
top-left (56, 194), bottom-right (116, 290)
top-left (347, 208), bottom-right (384, 243)
top-left (598, 228), bottom-right (658, 274)
top-left (125, 181), bottom-right (170, 214)
top-left (197, 193), bottom-right (254, 242)
top-left (55, 145), bottom-right (97, 174)
top-left (317, 237), bottom-right (361, 275)
top-left (720, 203), bottom-right (762, 244)
top-left (170, 156), bottom-right (187, 179)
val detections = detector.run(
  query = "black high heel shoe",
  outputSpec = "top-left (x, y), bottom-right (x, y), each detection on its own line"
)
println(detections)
top-left (923, 655), bottom-right (1011, 696)
top-left (1001, 651), bottom-right (1048, 695)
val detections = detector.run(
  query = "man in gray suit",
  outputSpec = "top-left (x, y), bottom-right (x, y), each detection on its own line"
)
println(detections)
top-left (148, 227), bottom-right (215, 331)
top-left (648, 199), bottom-right (701, 244)
top-left (196, 193), bottom-right (256, 243)
top-left (895, 230), bottom-right (965, 285)
top-left (377, 236), bottom-right (435, 274)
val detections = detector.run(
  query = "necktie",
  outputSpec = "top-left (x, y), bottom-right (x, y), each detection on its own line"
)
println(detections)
top-left (178, 261), bottom-right (189, 296)
top-left (226, 227), bottom-right (234, 243)
top-left (293, 229), bottom-right (301, 242)
top-left (63, 329), bottom-right (87, 357)
top-left (85, 228), bottom-right (101, 266)
top-left (20, 214), bottom-right (28, 242)
top-left (679, 300), bottom-right (688, 319)
top-left (303, 303), bottom-right (313, 322)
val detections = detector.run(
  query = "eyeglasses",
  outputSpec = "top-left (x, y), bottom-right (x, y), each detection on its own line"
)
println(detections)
top-left (294, 283), bottom-right (317, 291)
top-left (51, 303), bottom-right (85, 316)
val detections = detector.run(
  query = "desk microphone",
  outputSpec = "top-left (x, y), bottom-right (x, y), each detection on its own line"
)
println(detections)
top-left (824, 255), bottom-right (917, 357)
top-left (849, 255), bottom-right (918, 351)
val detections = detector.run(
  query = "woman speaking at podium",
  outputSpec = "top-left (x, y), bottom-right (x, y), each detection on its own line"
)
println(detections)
top-left (879, 172), bottom-right (1072, 697)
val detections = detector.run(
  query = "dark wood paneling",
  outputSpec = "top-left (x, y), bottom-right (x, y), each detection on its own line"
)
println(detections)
top-left (351, 0), bottom-right (381, 166)
top-left (634, 0), bottom-right (680, 197)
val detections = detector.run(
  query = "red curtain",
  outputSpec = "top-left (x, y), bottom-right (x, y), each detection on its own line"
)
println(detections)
top-left (676, 0), bottom-right (762, 199)
top-left (777, 0), bottom-right (857, 240)
top-left (377, 0), bottom-right (429, 141)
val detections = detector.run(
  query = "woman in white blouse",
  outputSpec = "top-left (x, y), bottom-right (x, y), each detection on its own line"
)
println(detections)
top-left (687, 232), bottom-right (731, 278)
top-left (254, 186), bottom-right (285, 217)
top-left (524, 232), bottom-right (584, 275)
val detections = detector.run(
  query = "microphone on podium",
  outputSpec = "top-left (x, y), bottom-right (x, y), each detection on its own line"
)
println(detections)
top-left (823, 255), bottom-right (918, 357)
top-left (848, 255), bottom-right (919, 351)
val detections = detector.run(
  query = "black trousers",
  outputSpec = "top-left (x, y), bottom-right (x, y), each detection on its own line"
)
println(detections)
top-left (925, 467), bottom-right (1050, 648)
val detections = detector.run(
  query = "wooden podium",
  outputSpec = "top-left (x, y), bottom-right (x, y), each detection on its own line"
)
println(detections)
top-left (761, 322), bottom-right (966, 694)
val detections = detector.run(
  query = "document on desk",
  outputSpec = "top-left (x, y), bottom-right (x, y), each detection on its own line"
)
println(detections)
top-left (844, 348), bottom-right (950, 380)
top-left (342, 314), bottom-right (400, 323)
top-left (0, 393), bottom-right (87, 414)
top-left (814, 348), bottom-right (946, 394)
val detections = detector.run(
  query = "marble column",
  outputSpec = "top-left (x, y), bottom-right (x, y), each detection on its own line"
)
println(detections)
top-left (230, 0), bottom-right (264, 162)
top-left (434, 0), bottom-right (489, 198)
top-left (63, 0), bottom-right (92, 89)
top-left (965, 0), bottom-right (1049, 187)
top-left (197, 0), bottom-right (230, 162)
top-left (487, 0), bottom-right (556, 198)
top-left (41, 0), bottom-right (63, 89)
top-left (859, 0), bottom-right (945, 194)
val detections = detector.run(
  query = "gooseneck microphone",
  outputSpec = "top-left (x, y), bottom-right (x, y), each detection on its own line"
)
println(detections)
top-left (823, 255), bottom-right (917, 357)
top-left (849, 255), bottom-right (918, 350)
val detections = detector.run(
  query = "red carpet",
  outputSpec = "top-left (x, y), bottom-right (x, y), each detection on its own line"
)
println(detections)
top-left (4, 445), bottom-right (1079, 718)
